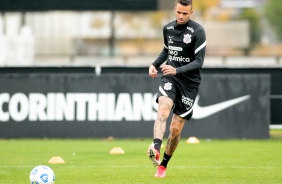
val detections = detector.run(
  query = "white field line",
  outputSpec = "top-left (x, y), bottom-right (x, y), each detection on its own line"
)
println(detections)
top-left (270, 125), bottom-right (282, 129)
top-left (0, 165), bottom-right (281, 169)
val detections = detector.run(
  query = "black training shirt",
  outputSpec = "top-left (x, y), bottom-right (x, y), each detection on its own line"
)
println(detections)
top-left (152, 19), bottom-right (206, 86)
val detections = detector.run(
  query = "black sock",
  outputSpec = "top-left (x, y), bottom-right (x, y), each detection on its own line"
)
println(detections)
top-left (153, 138), bottom-right (162, 152)
top-left (160, 152), bottom-right (171, 168)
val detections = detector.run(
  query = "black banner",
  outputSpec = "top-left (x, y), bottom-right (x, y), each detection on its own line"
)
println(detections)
top-left (0, 73), bottom-right (270, 138)
top-left (0, 0), bottom-right (157, 11)
top-left (189, 74), bottom-right (270, 139)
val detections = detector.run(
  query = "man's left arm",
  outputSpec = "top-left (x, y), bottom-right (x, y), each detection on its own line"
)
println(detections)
top-left (175, 27), bottom-right (206, 74)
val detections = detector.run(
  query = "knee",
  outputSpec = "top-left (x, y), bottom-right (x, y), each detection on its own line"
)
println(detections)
top-left (157, 114), bottom-right (167, 122)
top-left (158, 96), bottom-right (173, 112)
top-left (158, 103), bottom-right (172, 112)
top-left (169, 115), bottom-right (185, 136)
top-left (170, 125), bottom-right (181, 136)
top-left (157, 101), bottom-right (173, 121)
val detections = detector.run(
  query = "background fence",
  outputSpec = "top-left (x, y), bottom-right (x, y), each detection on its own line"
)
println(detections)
top-left (0, 66), bottom-right (274, 139)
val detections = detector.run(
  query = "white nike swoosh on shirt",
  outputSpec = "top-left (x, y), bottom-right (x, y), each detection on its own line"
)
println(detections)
top-left (193, 95), bottom-right (250, 119)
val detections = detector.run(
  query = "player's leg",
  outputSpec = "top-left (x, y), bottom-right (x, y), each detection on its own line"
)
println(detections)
top-left (154, 96), bottom-right (174, 145)
top-left (162, 114), bottom-right (185, 165)
top-left (155, 114), bottom-right (185, 178)
top-left (155, 83), bottom-right (196, 177)
top-left (148, 96), bottom-right (173, 166)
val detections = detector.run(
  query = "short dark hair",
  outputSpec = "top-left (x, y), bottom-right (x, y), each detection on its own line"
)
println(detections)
top-left (177, 0), bottom-right (192, 6)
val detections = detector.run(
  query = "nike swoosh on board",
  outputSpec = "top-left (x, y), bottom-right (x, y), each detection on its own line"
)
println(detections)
top-left (193, 95), bottom-right (250, 119)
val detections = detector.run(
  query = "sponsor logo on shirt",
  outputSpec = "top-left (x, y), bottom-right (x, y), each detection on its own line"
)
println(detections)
top-left (167, 26), bottom-right (174, 30)
top-left (168, 46), bottom-right (183, 51)
top-left (187, 27), bottom-right (194, 33)
top-left (168, 48), bottom-right (190, 63)
top-left (168, 35), bottom-right (174, 43)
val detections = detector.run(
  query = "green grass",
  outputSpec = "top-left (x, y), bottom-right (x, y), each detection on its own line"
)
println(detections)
top-left (1, 131), bottom-right (282, 184)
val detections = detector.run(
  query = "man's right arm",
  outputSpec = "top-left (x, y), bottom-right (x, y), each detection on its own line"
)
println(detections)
top-left (152, 27), bottom-right (168, 68)
top-left (152, 48), bottom-right (168, 68)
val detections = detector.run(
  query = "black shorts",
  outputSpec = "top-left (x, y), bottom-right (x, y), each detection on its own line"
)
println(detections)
top-left (156, 76), bottom-right (199, 120)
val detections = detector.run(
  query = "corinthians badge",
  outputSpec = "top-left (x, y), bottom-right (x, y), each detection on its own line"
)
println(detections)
top-left (183, 33), bottom-right (192, 44)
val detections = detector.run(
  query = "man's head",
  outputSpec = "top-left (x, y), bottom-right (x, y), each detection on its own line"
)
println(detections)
top-left (175, 0), bottom-right (193, 25)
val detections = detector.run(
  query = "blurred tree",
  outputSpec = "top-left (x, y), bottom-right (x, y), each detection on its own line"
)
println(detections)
top-left (264, 0), bottom-right (282, 40)
top-left (237, 8), bottom-right (261, 55)
top-left (193, 0), bottom-right (219, 19)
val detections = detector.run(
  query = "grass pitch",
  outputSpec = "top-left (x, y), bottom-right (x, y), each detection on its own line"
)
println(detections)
top-left (1, 131), bottom-right (282, 184)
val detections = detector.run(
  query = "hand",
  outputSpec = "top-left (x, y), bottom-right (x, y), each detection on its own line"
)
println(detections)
top-left (149, 65), bottom-right (158, 78)
top-left (160, 65), bottom-right (176, 76)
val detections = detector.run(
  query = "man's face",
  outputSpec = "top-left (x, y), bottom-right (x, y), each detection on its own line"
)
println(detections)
top-left (175, 3), bottom-right (193, 25)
